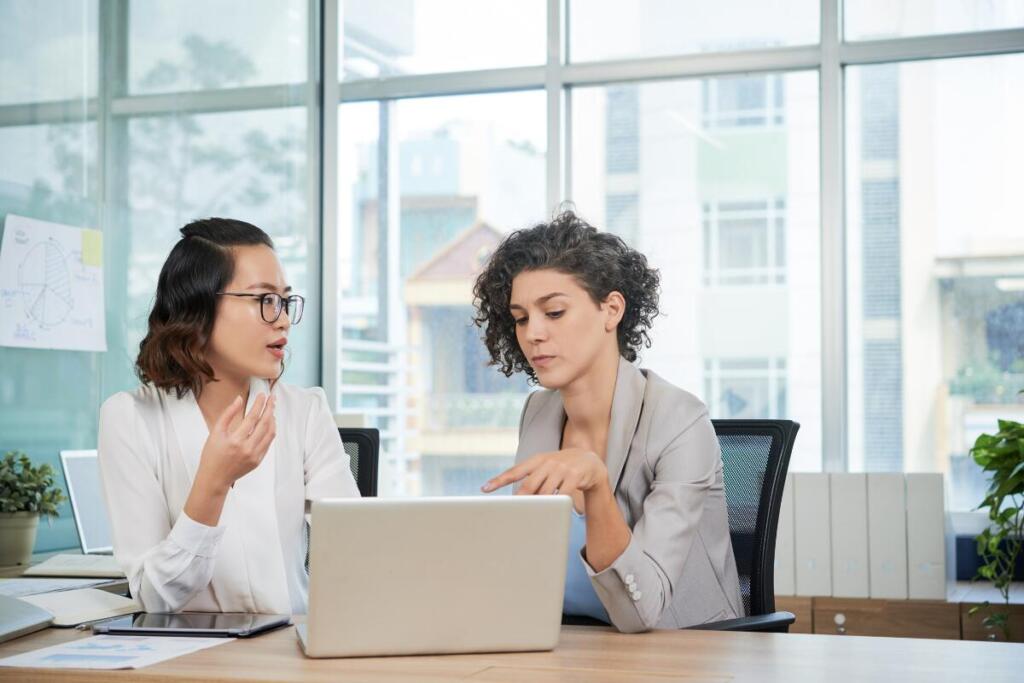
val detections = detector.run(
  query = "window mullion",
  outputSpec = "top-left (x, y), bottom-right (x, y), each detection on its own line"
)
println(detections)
top-left (820, 0), bottom-right (847, 473)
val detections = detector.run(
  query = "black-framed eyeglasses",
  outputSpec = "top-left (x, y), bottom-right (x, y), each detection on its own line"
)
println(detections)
top-left (219, 292), bottom-right (305, 325)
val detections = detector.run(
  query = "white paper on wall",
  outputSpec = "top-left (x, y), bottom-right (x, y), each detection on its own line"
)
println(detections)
top-left (0, 214), bottom-right (106, 352)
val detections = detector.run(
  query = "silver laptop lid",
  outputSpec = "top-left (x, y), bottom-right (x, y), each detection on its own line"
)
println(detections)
top-left (304, 495), bottom-right (572, 658)
top-left (59, 450), bottom-right (113, 554)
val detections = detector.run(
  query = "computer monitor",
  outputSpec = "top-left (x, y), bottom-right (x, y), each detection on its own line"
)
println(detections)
top-left (59, 450), bottom-right (113, 554)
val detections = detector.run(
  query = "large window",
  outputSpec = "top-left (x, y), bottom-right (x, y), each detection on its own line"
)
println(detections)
top-left (845, 53), bottom-right (1024, 511)
top-left (570, 72), bottom-right (821, 473)
top-left (2, 2), bottom-right (1022, 555)
top-left (336, 92), bottom-right (545, 495)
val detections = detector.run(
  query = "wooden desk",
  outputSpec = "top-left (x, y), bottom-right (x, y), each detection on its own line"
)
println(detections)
top-left (0, 621), bottom-right (1021, 683)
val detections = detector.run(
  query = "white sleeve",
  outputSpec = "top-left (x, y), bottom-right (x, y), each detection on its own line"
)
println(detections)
top-left (303, 387), bottom-right (360, 500)
top-left (97, 393), bottom-right (226, 613)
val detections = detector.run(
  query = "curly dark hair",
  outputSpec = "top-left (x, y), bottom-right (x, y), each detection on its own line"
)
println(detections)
top-left (136, 217), bottom-right (275, 398)
top-left (472, 210), bottom-right (660, 382)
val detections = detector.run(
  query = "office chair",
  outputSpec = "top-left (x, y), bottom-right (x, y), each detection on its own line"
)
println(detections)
top-left (690, 419), bottom-right (799, 633)
top-left (338, 427), bottom-right (379, 498)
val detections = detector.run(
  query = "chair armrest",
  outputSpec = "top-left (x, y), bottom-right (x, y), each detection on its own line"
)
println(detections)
top-left (687, 611), bottom-right (795, 633)
top-left (561, 614), bottom-right (610, 627)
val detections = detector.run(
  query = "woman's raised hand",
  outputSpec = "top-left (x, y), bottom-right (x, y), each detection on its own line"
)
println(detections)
top-left (197, 393), bottom-right (277, 491)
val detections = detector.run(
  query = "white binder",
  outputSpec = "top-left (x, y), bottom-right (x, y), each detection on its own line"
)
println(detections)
top-left (794, 473), bottom-right (831, 597)
top-left (906, 473), bottom-right (947, 600)
top-left (774, 473), bottom-right (795, 596)
top-left (830, 473), bottom-right (869, 598)
top-left (867, 473), bottom-right (908, 599)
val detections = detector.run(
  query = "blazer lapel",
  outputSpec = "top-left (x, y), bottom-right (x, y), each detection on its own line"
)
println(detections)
top-left (515, 390), bottom-right (564, 463)
top-left (605, 357), bottom-right (646, 493)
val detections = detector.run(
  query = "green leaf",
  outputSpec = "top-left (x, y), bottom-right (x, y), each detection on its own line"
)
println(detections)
top-left (0, 451), bottom-right (64, 516)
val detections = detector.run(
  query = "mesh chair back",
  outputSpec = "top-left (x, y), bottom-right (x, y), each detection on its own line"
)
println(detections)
top-left (338, 427), bottom-right (379, 498)
top-left (712, 419), bottom-right (798, 618)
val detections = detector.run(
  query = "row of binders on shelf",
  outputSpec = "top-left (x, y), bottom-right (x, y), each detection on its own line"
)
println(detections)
top-left (774, 472), bottom-right (947, 600)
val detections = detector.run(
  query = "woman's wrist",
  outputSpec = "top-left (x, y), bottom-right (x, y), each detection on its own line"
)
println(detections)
top-left (582, 475), bottom-right (613, 507)
top-left (583, 455), bottom-right (610, 495)
top-left (581, 477), bottom-right (630, 572)
top-left (194, 464), bottom-right (232, 498)
top-left (184, 468), bottom-right (231, 526)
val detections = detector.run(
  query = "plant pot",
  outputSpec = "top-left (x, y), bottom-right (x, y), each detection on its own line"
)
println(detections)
top-left (0, 511), bottom-right (40, 566)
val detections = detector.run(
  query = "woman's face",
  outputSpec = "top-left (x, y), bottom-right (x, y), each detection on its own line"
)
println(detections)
top-left (206, 244), bottom-right (292, 383)
top-left (509, 268), bottom-right (623, 390)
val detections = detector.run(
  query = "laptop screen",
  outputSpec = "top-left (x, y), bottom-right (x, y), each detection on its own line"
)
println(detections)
top-left (59, 450), bottom-right (113, 554)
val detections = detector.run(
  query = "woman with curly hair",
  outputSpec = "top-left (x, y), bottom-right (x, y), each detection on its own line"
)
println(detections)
top-left (476, 211), bottom-right (742, 633)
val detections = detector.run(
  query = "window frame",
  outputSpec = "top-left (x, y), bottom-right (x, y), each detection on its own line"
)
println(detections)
top-left (1, 0), bottom-right (1021, 480)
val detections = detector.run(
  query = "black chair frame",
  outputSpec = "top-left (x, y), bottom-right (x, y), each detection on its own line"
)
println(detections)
top-left (691, 418), bottom-right (799, 632)
top-left (337, 427), bottom-right (379, 498)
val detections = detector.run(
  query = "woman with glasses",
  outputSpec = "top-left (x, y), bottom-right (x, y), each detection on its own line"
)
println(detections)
top-left (98, 218), bottom-right (358, 615)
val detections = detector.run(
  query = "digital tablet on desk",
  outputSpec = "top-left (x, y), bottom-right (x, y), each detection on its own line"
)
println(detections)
top-left (92, 612), bottom-right (290, 637)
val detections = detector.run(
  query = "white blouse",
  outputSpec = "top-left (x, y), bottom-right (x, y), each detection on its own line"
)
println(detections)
top-left (97, 378), bottom-right (359, 615)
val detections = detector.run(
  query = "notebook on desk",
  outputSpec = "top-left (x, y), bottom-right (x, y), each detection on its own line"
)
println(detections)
top-left (21, 554), bottom-right (124, 579)
top-left (19, 588), bottom-right (140, 627)
top-left (0, 589), bottom-right (140, 643)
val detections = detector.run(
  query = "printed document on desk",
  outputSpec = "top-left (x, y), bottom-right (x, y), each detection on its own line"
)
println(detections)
top-left (0, 577), bottom-right (117, 598)
top-left (23, 554), bottom-right (124, 578)
top-left (0, 635), bottom-right (229, 670)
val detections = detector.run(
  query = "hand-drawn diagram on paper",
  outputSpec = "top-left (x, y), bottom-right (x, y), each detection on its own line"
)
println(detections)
top-left (0, 214), bottom-right (107, 351)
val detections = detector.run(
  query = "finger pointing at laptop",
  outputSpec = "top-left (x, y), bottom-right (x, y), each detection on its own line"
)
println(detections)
top-left (482, 447), bottom-right (605, 512)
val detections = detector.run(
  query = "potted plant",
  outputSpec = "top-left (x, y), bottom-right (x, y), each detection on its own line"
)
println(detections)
top-left (968, 411), bottom-right (1024, 640)
top-left (0, 450), bottom-right (66, 566)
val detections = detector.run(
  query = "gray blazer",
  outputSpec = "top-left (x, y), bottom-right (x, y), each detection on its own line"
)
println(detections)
top-left (516, 357), bottom-right (743, 633)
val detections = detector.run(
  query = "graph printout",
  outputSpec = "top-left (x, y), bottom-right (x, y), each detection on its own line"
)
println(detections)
top-left (0, 635), bottom-right (229, 670)
top-left (0, 214), bottom-right (106, 351)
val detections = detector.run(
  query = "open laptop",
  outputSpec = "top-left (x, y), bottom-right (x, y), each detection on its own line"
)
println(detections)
top-left (59, 450), bottom-right (113, 554)
top-left (299, 496), bottom-right (572, 658)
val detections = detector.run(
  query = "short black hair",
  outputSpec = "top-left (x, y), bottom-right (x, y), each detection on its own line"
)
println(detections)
top-left (472, 210), bottom-right (660, 383)
top-left (136, 218), bottom-right (275, 397)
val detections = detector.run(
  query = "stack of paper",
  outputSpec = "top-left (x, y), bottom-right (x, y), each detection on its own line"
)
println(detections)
top-left (22, 555), bottom-right (124, 579)
top-left (0, 578), bottom-right (118, 599)
top-left (19, 589), bottom-right (139, 627)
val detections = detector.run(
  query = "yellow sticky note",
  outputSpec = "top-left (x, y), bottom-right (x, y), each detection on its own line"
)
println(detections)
top-left (81, 229), bottom-right (102, 267)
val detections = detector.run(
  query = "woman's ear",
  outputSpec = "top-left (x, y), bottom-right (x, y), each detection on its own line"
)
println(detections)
top-left (602, 291), bottom-right (626, 332)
